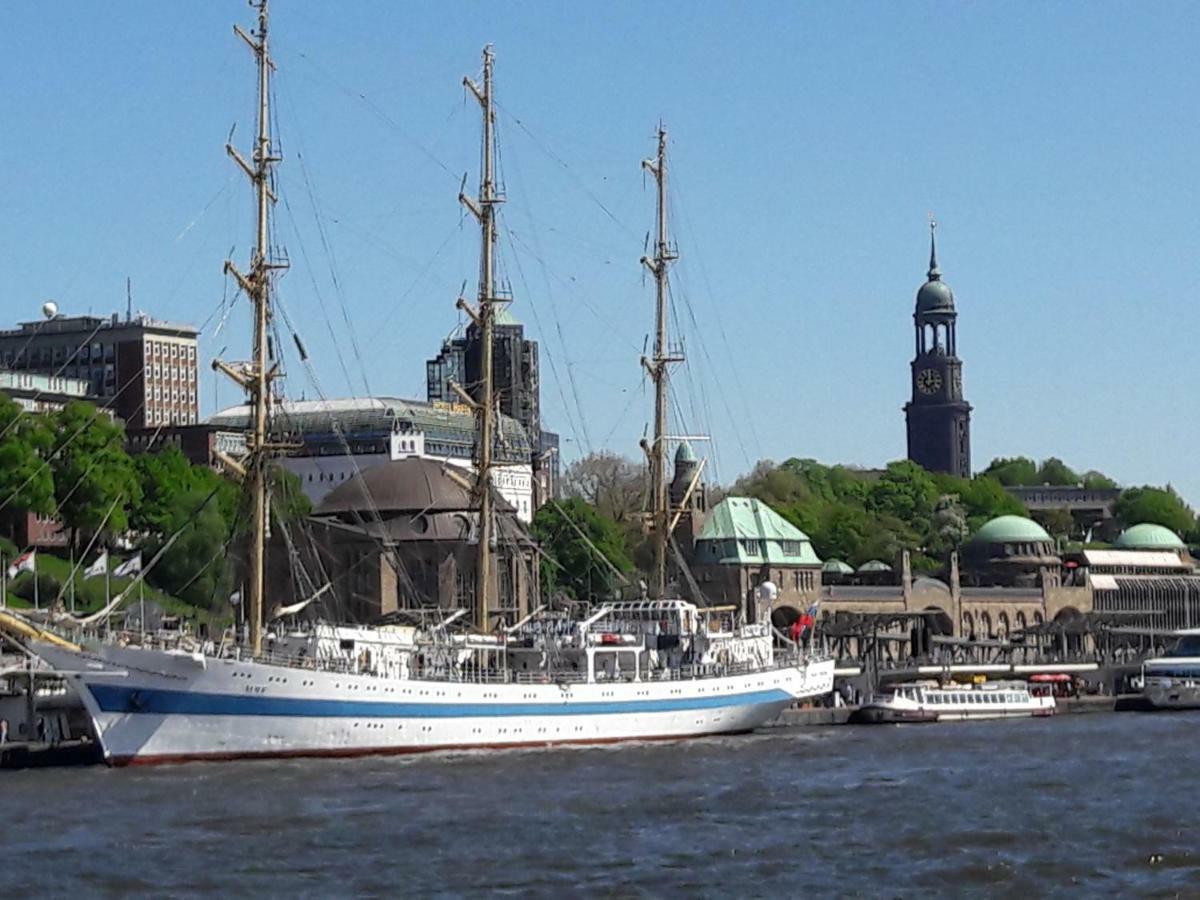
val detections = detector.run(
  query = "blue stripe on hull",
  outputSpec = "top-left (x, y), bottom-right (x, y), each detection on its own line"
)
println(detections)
top-left (89, 684), bottom-right (793, 718)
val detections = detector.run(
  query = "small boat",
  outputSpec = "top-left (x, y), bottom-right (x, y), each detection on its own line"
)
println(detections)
top-left (1141, 630), bottom-right (1200, 710)
top-left (850, 679), bottom-right (1056, 724)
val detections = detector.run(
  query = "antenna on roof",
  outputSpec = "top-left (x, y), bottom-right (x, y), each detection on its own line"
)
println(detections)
top-left (126, 277), bottom-right (133, 322)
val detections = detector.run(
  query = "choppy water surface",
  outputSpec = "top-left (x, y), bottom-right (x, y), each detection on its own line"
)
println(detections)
top-left (2, 713), bottom-right (1198, 896)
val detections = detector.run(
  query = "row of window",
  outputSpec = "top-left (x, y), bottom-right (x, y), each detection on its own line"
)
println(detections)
top-left (143, 341), bottom-right (196, 361)
top-left (145, 410), bottom-right (198, 426)
top-left (148, 364), bottom-right (195, 382)
top-left (150, 386), bottom-right (196, 404)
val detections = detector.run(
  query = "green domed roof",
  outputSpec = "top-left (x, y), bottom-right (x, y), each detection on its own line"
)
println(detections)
top-left (1114, 523), bottom-right (1186, 551)
top-left (822, 559), bottom-right (854, 574)
top-left (970, 515), bottom-right (1052, 544)
top-left (857, 559), bottom-right (893, 573)
top-left (674, 442), bottom-right (697, 465)
top-left (916, 277), bottom-right (955, 315)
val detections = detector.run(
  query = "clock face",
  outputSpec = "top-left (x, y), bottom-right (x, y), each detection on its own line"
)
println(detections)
top-left (916, 368), bottom-right (943, 395)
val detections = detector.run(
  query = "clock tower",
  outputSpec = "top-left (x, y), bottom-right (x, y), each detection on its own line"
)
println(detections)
top-left (904, 222), bottom-right (971, 477)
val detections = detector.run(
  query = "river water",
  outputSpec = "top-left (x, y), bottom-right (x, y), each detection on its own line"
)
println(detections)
top-left (2, 712), bottom-right (1197, 896)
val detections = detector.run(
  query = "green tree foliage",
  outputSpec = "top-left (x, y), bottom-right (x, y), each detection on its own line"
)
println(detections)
top-left (133, 446), bottom-right (239, 535)
top-left (1037, 457), bottom-right (1079, 486)
top-left (532, 498), bottom-right (634, 604)
top-left (1115, 486), bottom-right (1196, 536)
top-left (1082, 470), bottom-right (1118, 490)
top-left (982, 456), bottom-right (1039, 486)
top-left (0, 393), bottom-right (55, 538)
top-left (145, 486), bottom-right (235, 611)
top-left (49, 401), bottom-right (140, 542)
top-left (729, 459), bottom-right (1030, 569)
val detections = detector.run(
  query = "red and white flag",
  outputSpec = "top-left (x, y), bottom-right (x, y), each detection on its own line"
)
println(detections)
top-left (5, 551), bottom-right (36, 580)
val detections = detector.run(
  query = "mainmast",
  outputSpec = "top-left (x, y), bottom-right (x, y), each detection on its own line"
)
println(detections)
top-left (214, 0), bottom-right (286, 655)
top-left (640, 126), bottom-right (681, 598)
top-left (456, 46), bottom-right (503, 631)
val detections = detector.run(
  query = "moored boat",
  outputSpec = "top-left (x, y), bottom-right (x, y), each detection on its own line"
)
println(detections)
top-left (1141, 630), bottom-right (1200, 710)
top-left (850, 679), bottom-right (1056, 724)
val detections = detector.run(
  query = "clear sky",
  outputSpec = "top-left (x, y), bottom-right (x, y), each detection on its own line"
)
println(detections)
top-left (2, 2), bottom-right (1198, 503)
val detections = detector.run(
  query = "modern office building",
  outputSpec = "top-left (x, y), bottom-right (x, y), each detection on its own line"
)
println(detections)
top-left (0, 311), bottom-right (199, 429)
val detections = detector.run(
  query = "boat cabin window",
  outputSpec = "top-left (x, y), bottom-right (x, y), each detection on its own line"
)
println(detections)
top-left (340, 639), bottom-right (355, 651)
top-left (1166, 635), bottom-right (1200, 658)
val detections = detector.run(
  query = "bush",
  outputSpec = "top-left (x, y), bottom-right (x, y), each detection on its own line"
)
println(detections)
top-left (12, 572), bottom-right (61, 606)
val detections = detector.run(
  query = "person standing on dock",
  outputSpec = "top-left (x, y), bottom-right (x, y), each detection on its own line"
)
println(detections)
top-left (0, 718), bottom-right (7, 746)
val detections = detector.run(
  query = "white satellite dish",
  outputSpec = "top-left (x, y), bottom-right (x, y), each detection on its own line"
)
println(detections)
top-left (41, 300), bottom-right (58, 319)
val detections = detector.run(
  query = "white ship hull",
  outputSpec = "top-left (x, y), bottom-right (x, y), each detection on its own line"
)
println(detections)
top-left (32, 642), bottom-right (834, 765)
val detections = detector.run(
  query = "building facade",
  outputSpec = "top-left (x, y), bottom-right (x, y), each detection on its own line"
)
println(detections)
top-left (273, 458), bottom-right (538, 628)
top-left (0, 312), bottom-right (199, 429)
top-left (426, 310), bottom-right (557, 506)
top-left (208, 397), bottom-right (536, 521)
top-left (0, 370), bottom-right (93, 414)
top-left (904, 225), bottom-right (972, 478)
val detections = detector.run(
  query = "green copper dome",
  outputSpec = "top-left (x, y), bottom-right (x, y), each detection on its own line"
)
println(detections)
top-left (916, 278), bottom-right (955, 315)
top-left (970, 515), bottom-right (1052, 545)
top-left (675, 442), bottom-right (697, 465)
top-left (1114, 523), bottom-right (1186, 551)
top-left (857, 559), bottom-right (893, 573)
top-left (822, 558), bottom-right (855, 575)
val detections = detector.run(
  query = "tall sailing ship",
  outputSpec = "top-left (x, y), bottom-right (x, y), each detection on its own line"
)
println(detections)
top-left (27, 3), bottom-right (833, 765)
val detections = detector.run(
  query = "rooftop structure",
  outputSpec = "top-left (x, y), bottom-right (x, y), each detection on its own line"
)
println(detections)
top-left (1113, 523), bottom-right (1187, 552)
top-left (208, 396), bottom-right (535, 520)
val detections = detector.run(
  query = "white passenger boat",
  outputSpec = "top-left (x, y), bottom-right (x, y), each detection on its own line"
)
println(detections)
top-left (31, 602), bottom-right (834, 765)
top-left (1141, 630), bottom-right (1200, 710)
top-left (850, 679), bottom-right (1056, 724)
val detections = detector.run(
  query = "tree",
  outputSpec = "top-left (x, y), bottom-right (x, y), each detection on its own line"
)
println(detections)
top-left (49, 401), bottom-right (140, 544)
top-left (145, 486), bottom-right (235, 610)
top-left (1115, 486), bottom-right (1196, 536)
top-left (561, 452), bottom-right (644, 526)
top-left (1032, 508), bottom-right (1075, 539)
top-left (1037, 457), bottom-right (1079, 486)
top-left (532, 498), bottom-right (633, 604)
top-left (0, 394), bottom-right (55, 539)
top-left (983, 457), bottom-right (1038, 486)
top-left (1082, 470), bottom-right (1118, 490)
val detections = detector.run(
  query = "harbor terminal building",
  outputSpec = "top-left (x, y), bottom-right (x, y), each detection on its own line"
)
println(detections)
top-left (667, 450), bottom-right (1198, 657)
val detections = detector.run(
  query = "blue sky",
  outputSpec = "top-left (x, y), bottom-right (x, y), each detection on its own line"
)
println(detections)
top-left (2, 2), bottom-right (1197, 503)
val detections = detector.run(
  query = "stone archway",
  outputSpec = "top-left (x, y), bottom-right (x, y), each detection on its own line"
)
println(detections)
top-left (1054, 606), bottom-right (1085, 655)
top-left (962, 610), bottom-right (975, 639)
top-left (997, 612), bottom-right (1010, 640)
top-left (980, 612), bottom-right (993, 639)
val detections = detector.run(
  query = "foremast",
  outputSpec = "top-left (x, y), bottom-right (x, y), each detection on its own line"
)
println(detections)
top-left (455, 47), bottom-right (503, 631)
top-left (214, 0), bottom-right (287, 656)
top-left (640, 127), bottom-right (681, 599)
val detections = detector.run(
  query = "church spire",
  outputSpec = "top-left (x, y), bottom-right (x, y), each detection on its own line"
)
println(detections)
top-left (927, 217), bottom-right (941, 281)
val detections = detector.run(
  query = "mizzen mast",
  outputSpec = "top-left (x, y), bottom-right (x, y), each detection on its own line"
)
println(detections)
top-left (214, 0), bottom-right (287, 656)
top-left (640, 126), bottom-right (681, 599)
top-left (455, 46), bottom-right (504, 631)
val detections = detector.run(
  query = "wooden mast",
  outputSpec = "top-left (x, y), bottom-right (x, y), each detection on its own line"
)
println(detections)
top-left (456, 47), bottom-right (502, 631)
top-left (640, 126), bottom-right (680, 599)
top-left (214, 0), bottom-right (286, 655)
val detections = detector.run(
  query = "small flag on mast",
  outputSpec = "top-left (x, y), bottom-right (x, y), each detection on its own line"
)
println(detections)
top-left (5, 551), bottom-right (35, 580)
top-left (113, 553), bottom-right (143, 578)
top-left (83, 551), bottom-right (109, 579)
